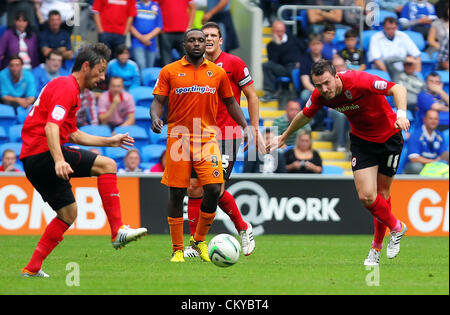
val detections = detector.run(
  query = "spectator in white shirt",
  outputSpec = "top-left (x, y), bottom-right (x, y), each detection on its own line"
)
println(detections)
top-left (368, 17), bottom-right (422, 73)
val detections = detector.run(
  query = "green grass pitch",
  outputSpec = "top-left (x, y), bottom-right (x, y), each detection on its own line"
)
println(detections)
top-left (0, 234), bottom-right (448, 295)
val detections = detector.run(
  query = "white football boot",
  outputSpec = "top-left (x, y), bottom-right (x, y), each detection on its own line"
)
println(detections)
top-left (21, 269), bottom-right (50, 278)
top-left (364, 248), bottom-right (381, 266)
top-left (387, 222), bottom-right (407, 259)
top-left (112, 225), bottom-right (147, 249)
top-left (183, 245), bottom-right (199, 258)
top-left (239, 222), bottom-right (255, 256)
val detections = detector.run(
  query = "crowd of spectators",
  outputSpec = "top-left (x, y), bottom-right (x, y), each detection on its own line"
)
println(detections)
top-left (0, 0), bottom-right (448, 176)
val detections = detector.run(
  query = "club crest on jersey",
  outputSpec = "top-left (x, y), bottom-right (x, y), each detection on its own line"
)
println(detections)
top-left (206, 70), bottom-right (213, 77)
top-left (51, 105), bottom-right (66, 121)
top-left (345, 90), bottom-right (353, 100)
top-left (212, 169), bottom-right (221, 178)
top-left (352, 157), bottom-right (357, 167)
top-left (374, 80), bottom-right (387, 90)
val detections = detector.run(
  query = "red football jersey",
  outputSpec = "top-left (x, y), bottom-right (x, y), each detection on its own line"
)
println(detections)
top-left (214, 52), bottom-right (253, 140)
top-left (20, 75), bottom-right (80, 159)
top-left (302, 71), bottom-right (398, 143)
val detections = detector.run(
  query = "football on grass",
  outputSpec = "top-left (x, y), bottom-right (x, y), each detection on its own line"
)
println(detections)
top-left (208, 234), bottom-right (241, 268)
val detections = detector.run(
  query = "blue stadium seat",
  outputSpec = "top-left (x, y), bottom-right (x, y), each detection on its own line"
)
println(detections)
top-left (104, 146), bottom-right (127, 164)
top-left (8, 124), bottom-right (23, 143)
top-left (149, 124), bottom-right (168, 144)
top-left (322, 165), bottom-right (344, 175)
top-left (364, 69), bottom-right (391, 81)
top-left (362, 30), bottom-right (378, 52)
top-left (16, 106), bottom-right (31, 124)
top-left (141, 67), bottom-right (161, 87)
top-left (140, 162), bottom-right (156, 171)
top-left (404, 30), bottom-right (426, 51)
top-left (275, 76), bottom-right (291, 91)
top-left (0, 104), bottom-right (17, 131)
top-left (64, 58), bottom-right (75, 72)
top-left (129, 86), bottom-right (154, 107)
top-left (295, 10), bottom-right (309, 31)
top-left (0, 127), bottom-right (8, 144)
top-left (374, 10), bottom-right (397, 30)
top-left (141, 144), bottom-right (166, 163)
top-left (113, 125), bottom-right (148, 149)
top-left (79, 125), bottom-right (111, 137)
top-left (435, 70), bottom-right (449, 93)
top-left (0, 142), bottom-right (22, 157)
top-left (291, 68), bottom-right (301, 92)
top-left (232, 160), bottom-right (244, 173)
top-left (0, 25), bottom-right (6, 37)
top-left (443, 129), bottom-right (449, 149)
top-left (134, 106), bottom-right (151, 130)
top-left (396, 146), bottom-right (409, 174)
top-left (76, 146), bottom-right (104, 155)
top-left (420, 52), bottom-right (438, 77)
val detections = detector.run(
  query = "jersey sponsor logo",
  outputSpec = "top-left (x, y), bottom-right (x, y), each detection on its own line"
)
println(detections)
top-left (51, 105), bottom-right (66, 121)
top-left (344, 90), bottom-right (353, 100)
top-left (175, 85), bottom-right (217, 95)
top-left (243, 67), bottom-right (250, 76)
top-left (373, 80), bottom-right (387, 90)
top-left (335, 104), bottom-right (360, 113)
top-left (178, 73), bottom-right (186, 77)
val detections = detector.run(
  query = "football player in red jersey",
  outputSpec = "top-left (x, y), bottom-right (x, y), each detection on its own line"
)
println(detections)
top-left (20, 43), bottom-right (147, 278)
top-left (184, 22), bottom-right (264, 257)
top-left (268, 60), bottom-right (409, 266)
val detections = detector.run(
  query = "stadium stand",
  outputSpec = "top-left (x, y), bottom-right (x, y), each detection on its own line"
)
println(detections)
top-left (16, 106), bottom-right (31, 124)
top-left (79, 125), bottom-right (112, 138)
top-left (141, 67), bottom-right (161, 87)
top-left (129, 86), bottom-right (154, 107)
top-left (0, 105), bottom-right (17, 131)
top-left (141, 144), bottom-right (166, 163)
top-left (322, 164), bottom-right (344, 175)
top-left (113, 125), bottom-right (149, 150)
top-left (0, 142), bottom-right (22, 157)
top-left (8, 124), bottom-right (23, 143)
top-left (0, 127), bottom-right (7, 145)
top-left (134, 106), bottom-right (152, 130)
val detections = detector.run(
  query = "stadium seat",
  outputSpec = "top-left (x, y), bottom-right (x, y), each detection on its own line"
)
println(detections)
top-left (443, 129), bottom-right (449, 149)
top-left (141, 67), bottom-right (161, 87)
top-left (134, 106), bottom-right (151, 130)
top-left (140, 162), bottom-right (156, 171)
top-left (129, 86), bottom-right (154, 107)
top-left (113, 125), bottom-right (148, 149)
top-left (322, 165), bottom-right (344, 175)
top-left (104, 146), bottom-right (127, 164)
top-left (16, 106), bottom-right (31, 124)
top-left (0, 104), bottom-right (17, 131)
top-left (64, 58), bottom-right (75, 72)
top-left (295, 10), bottom-right (309, 32)
top-left (362, 30), bottom-right (378, 52)
top-left (374, 10), bottom-right (397, 30)
top-left (435, 70), bottom-right (449, 93)
top-left (396, 146), bottom-right (409, 174)
top-left (364, 69), bottom-right (391, 81)
top-left (79, 125), bottom-right (112, 137)
top-left (76, 146), bottom-right (104, 155)
top-left (0, 142), bottom-right (22, 157)
top-left (149, 124), bottom-right (168, 144)
top-left (291, 68), bottom-right (301, 92)
top-left (0, 25), bottom-right (6, 37)
top-left (275, 76), bottom-right (291, 91)
top-left (0, 127), bottom-right (8, 144)
top-left (8, 124), bottom-right (23, 143)
top-left (404, 30), bottom-right (426, 51)
top-left (233, 160), bottom-right (244, 173)
top-left (141, 144), bottom-right (166, 163)
top-left (420, 52), bottom-right (438, 77)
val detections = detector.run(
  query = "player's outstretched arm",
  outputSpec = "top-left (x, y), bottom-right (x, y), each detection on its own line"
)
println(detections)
top-left (45, 122), bottom-right (73, 180)
top-left (223, 96), bottom-right (251, 150)
top-left (267, 111), bottom-right (312, 152)
top-left (69, 129), bottom-right (135, 149)
top-left (389, 84), bottom-right (410, 132)
top-left (150, 94), bottom-right (167, 134)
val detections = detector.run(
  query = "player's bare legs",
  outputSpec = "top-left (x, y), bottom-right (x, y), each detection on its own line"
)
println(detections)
top-left (91, 155), bottom-right (147, 248)
top-left (187, 178), bottom-right (255, 256)
top-left (22, 202), bottom-right (77, 277)
top-left (354, 166), bottom-right (406, 265)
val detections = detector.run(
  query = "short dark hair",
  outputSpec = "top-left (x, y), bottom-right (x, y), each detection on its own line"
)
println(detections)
top-left (427, 72), bottom-right (441, 80)
top-left (311, 59), bottom-right (336, 77)
top-left (344, 29), bottom-right (358, 39)
top-left (201, 22), bottom-right (222, 37)
top-left (323, 23), bottom-right (336, 33)
top-left (8, 54), bottom-right (23, 65)
top-left (383, 17), bottom-right (398, 25)
top-left (183, 28), bottom-right (204, 42)
top-left (47, 49), bottom-right (63, 60)
top-left (48, 10), bottom-right (61, 18)
top-left (308, 33), bottom-right (323, 43)
top-left (72, 43), bottom-right (111, 72)
top-left (115, 44), bottom-right (129, 57)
